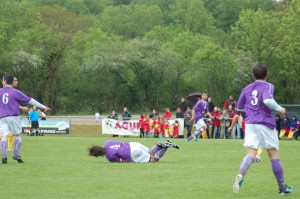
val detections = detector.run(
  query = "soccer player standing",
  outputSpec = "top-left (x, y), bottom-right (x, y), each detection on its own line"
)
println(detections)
top-left (232, 64), bottom-right (294, 195)
top-left (0, 74), bottom-right (50, 164)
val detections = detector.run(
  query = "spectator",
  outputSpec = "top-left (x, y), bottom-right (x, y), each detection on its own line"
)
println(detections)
top-left (122, 107), bottom-right (131, 138)
top-left (159, 117), bottom-right (165, 138)
top-left (172, 120), bottom-right (179, 138)
top-left (279, 114), bottom-right (290, 139)
top-left (108, 110), bottom-right (118, 120)
top-left (227, 105), bottom-right (239, 139)
top-left (139, 113), bottom-right (145, 138)
top-left (275, 115), bottom-right (281, 139)
top-left (223, 95), bottom-right (236, 110)
top-left (207, 97), bottom-right (214, 113)
top-left (108, 110), bottom-right (118, 137)
top-left (238, 112), bottom-right (244, 139)
top-left (122, 107), bottom-right (131, 121)
top-left (211, 107), bottom-right (221, 139)
top-left (152, 115), bottom-right (160, 138)
top-left (179, 98), bottom-right (187, 114)
top-left (293, 119), bottom-right (300, 140)
top-left (88, 139), bottom-right (179, 163)
top-left (288, 116), bottom-right (298, 139)
top-left (163, 108), bottom-right (172, 119)
top-left (184, 107), bottom-right (193, 138)
top-left (162, 118), bottom-right (170, 138)
top-left (220, 109), bottom-right (230, 139)
top-left (175, 107), bottom-right (184, 118)
top-left (29, 106), bottom-right (41, 136)
top-left (149, 109), bottom-right (159, 119)
top-left (143, 114), bottom-right (150, 138)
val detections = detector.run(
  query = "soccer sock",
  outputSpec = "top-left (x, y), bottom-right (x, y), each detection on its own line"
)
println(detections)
top-left (257, 147), bottom-right (263, 156)
top-left (150, 145), bottom-right (161, 155)
top-left (239, 155), bottom-right (254, 176)
top-left (1, 140), bottom-right (7, 158)
top-left (187, 129), bottom-right (202, 141)
top-left (14, 138), bottom-right (22, 157)
top-left (271, 159), bottom-right (285, 191)
top-left (154, 148), bottom-right (167, 160)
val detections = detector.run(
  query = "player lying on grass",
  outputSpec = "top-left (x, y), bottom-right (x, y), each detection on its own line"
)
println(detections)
top-left (88, 139), bottom-right (179, 163)
top-left (228, 112), bottom-right (263, 163)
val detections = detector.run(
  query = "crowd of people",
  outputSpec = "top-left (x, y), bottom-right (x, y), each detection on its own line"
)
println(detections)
top-left (105, 95), bottom-right (300, 140)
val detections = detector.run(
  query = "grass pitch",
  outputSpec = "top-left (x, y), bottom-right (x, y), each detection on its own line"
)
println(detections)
top-left (1, 134), bottom-right (299, 199)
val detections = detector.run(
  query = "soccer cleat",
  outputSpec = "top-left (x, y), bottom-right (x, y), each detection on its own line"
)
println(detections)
top-left (157, 140), bottom-right (179, 149)
top-left (232, 174), bottom-right (244, 193)
top-left (165, 139), bottom-right (179, 149)
top-left (2, 157), bottom-right (7, 164)
top-left (193, 136), bottom-right (199, 142)
top-left (256, 155), bottom-right (262, 163)
top-left (279, 185), bottom-right (294, 196)
top-left (13, 155), bottom-right (24, 163)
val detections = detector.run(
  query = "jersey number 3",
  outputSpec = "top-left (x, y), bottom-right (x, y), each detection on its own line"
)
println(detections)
top-left (251, 90), bottom-right (258, 106)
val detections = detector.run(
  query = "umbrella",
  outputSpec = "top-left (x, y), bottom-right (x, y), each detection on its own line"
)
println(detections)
top-left (188, 92), bottom-right (202, 103)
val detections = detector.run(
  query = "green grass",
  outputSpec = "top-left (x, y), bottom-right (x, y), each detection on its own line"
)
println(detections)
top-left (1, 135), bottom-right (299, 199)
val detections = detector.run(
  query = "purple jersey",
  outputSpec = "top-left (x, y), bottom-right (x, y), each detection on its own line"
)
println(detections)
top-left (237, 80), bottom-right (276, 129)
top-left (104, 140), bottom-right (132, 162)
top-left (193, 100), bottom-right (209, 123)
top-left (0, 86), bottom-right (31, 119)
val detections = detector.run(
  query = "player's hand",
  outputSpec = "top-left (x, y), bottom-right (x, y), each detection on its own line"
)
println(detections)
top-left (280, 107), bottom-right (286, 115)
top-left (228, 126), bottom-right (233, 133)
top-left (44, 107), bottom-right (51, 112)
top-left (189, 118), bottom-right (194, 123)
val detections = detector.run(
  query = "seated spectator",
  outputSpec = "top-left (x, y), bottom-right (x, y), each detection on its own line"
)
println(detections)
top-left (293, 119), bottom-right (300, 140)
top-left (279, 114), bottom-right (290, 139)
top-left (288, 116), bottom-right (298, 139)
top-left (275, 114), bottom-right (281, 139)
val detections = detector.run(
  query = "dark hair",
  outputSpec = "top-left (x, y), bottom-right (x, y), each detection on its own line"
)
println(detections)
top-left (252, 64), bottom-right (267, 79)
top-left (3, 74), bottom-right (14, 84)
top-left (88, 145), bottom-right (106, 157)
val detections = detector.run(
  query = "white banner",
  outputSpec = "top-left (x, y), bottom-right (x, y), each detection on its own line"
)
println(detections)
top-left (21, 120), bottom-right (71, 134)
top-left (102, 118), bottom-right (184, 136)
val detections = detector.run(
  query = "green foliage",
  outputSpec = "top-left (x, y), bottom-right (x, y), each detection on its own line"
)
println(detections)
top-left (1, 0), bottom-right (299, 114)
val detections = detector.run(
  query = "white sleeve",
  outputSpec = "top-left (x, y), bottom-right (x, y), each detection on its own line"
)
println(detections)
top-left (263, 99), bottom-right (283, 112)
top-left (29, 98), bottom-right (45, 109)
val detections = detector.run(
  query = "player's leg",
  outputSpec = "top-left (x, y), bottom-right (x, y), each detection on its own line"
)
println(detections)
top-left (1, 135), bottom-right (8, 163)
top-left (7, 132), bottom-right (14, 151)
top-left (186, 119), bottom-right (206, 142)
top-left (0, 121), bottom-right (10, 164)
top-left (267, 148), bottom-right (294, 195)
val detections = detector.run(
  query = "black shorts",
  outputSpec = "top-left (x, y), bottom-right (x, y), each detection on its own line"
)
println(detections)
top-left (31, 121), bottom-right (39, 129)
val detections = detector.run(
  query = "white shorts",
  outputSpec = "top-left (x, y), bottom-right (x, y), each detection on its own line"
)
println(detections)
top-left (0, 116), bottom-right (22, 136)
top-left (129, 142), bottom-right (150, 163)
top-left (244, 124), bottom-right (279, 150)
top-left (194, 119), bottom-right (206, 131)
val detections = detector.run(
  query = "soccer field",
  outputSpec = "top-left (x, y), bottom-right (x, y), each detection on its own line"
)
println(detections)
top-left (1, 136), bottom-right (299, 199)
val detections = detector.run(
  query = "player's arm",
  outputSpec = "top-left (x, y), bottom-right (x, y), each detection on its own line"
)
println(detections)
top-left (19, 106), bottom-right (30, 113)
top-left (206, 111), bottom-right (213, 119)
top-left (29, 98), bottom-right (51, 112)
top-left (228, 114), bottom-right (239, 133)
top-left (263, 99), bottom-right (285, 115)
top-left (189, 109), bottom-right (195, 123)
